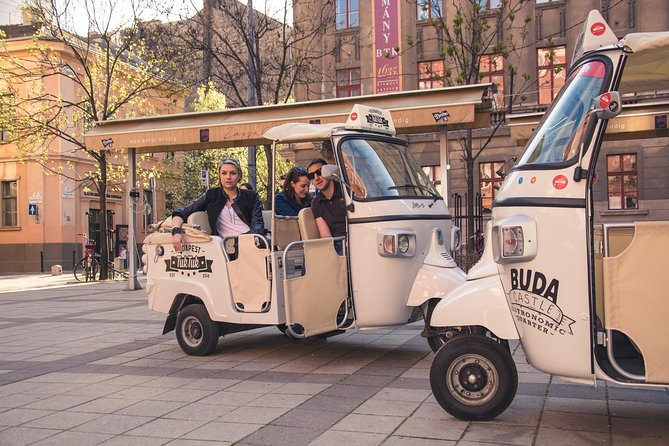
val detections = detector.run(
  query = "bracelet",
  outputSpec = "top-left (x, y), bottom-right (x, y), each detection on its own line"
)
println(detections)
top-left (171, 226), bottom-right (182, 235)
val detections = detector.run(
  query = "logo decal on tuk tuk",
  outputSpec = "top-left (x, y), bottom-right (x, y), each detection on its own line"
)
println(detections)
top-left (165, 255), bottom-right (213, 276)
top-left (507, 268), bottom-right (575, 336)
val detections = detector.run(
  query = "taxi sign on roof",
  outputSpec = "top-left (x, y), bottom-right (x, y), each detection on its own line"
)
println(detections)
top-left (345, 104), bottom-right (396, 135)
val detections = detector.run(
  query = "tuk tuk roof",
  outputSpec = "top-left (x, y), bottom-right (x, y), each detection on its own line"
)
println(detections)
top-left (262, 123), bottom-right (344, 143)
top-left (620, 32), bottom-right (669, 93)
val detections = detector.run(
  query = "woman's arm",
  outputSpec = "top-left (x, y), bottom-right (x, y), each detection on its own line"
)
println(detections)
top-left (171, 190), bottom-right (209, 251)
top-left (248, 193), bottom-right (266, 234)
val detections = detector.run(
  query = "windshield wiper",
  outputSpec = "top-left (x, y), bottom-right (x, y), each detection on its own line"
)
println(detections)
top-left (387, 184), bottom-right (440, 201)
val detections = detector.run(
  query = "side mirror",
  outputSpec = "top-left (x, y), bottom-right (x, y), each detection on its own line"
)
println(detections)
top-left (321, 164), bottom-right (342, 182)
top-left (594, 91), bottom-right (622, 120)
top-left (574, 91), bottom-right (622, 182)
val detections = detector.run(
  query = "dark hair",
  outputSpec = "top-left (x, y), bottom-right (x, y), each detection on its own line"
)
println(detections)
top-left (282, 166), bottom-right (308, 201)
top-left (307, 158), bottom-right (327, 170)
top-left (239, 182), bottom-right (253, 191)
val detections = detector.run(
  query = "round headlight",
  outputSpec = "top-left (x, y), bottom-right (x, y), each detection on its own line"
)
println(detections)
top-left (398, 234), bottom-right (410, 254)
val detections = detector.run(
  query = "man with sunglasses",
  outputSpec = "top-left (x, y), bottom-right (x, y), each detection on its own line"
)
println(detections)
top-left (307, 158), bottom-right (347, 254)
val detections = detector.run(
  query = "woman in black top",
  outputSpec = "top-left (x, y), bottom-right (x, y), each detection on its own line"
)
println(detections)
top-left (171, 158), bottom-right (264, 251)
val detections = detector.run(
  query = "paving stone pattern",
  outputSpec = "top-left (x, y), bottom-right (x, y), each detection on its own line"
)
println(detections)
top-left (0, 277), bottom-right (667, 445)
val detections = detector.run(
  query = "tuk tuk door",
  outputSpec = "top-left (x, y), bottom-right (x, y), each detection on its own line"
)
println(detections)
top-left (494, 52), bottom-right (622, 381)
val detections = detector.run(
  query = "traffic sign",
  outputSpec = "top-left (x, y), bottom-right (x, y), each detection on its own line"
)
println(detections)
top-left (28, 204), bottom-right (38, 216)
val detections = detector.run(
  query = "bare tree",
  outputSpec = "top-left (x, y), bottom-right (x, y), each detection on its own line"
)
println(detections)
top-left (148, 0), bottom-right (336, 201)
top-left (412, 0), bottom-right (532, 254)
top-left (0, 0), bottom-right (186, 278)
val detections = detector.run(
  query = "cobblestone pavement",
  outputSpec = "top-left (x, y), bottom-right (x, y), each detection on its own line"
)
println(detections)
top-left (0, 277), bottom-right (667, 445)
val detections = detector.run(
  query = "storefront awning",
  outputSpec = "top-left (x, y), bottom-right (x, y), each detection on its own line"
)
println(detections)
top-left (83, 84), bottom-right (493, 153)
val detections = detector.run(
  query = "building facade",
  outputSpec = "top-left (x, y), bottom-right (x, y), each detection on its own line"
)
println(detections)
top-left (0, 19), bottom-right (184, 273)
top-left (292, 0), bottom-right (669, 229)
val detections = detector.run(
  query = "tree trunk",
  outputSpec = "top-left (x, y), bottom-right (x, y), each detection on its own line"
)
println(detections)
top-left (99, 152), bottom-right (109, 280)
top-left (263, 143), bottom-right (273, 209)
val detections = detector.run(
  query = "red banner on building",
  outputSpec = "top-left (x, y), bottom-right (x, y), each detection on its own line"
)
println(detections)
top-left (374, 0), bottom-right (400, 93)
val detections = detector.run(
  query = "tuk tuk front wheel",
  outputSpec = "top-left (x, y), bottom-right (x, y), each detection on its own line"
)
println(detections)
top-left (430, 334), bottom-right (517, 421)
top-left (175, 304), bottom-right (219, 356)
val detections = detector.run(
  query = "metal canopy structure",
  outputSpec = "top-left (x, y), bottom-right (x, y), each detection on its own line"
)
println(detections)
top-left (83, 84), bottom-right (494, 291)
top-left (508, 101), bottom-right (669, 145)
top-left (83, 84), bottom-right (493, 153)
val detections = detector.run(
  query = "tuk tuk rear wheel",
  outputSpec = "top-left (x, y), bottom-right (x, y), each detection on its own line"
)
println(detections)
top-left (175, 304), bottom-right (219, 356)
top-left (430, 334), bottom-right (517, 421)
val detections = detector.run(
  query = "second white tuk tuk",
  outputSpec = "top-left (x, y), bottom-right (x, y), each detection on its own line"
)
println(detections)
top-left (141, 104), bottom-right (466, 355)
top-left (428, 10), bottom-right (669, 421)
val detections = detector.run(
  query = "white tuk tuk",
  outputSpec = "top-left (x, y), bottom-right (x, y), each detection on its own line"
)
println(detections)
top-left (428, 10), bottom-right (669, 421)
top-left (141, 105), bottom-right (465, 356)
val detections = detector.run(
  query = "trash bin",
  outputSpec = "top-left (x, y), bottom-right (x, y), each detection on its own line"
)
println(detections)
top-left (114, 257), bottom-right (123, 271)
top-left (51, 265), bottom-right (63, 276)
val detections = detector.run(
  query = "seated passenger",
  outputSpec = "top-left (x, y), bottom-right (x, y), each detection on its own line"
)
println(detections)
top-left (307, 158), bottom-right (347, 254)
top-left (171, 158), bottom-right (265, 253)
top-left (274, 166), bottom-right (312, 217)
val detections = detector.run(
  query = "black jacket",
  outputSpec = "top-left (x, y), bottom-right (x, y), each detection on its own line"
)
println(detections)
top-left (172, 187), bottom-right (265, 236)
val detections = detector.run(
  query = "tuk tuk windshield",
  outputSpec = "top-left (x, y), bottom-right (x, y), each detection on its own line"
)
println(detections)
top-left (340, 137), bottom-right (439, 199)
top-left (517, 60), bottom-right (609, 166)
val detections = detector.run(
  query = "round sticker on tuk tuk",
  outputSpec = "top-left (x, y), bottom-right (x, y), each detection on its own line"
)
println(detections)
top-left (591, 22), bottom-right (606, 36)
top-left (599, 92), bottom-right (611, 109)
top-left (530, 176), bottom-right (536, 184)
top-left (350, 112), bottom-right (358, 121)
top-left (553, 175), bottom-right (568, 190)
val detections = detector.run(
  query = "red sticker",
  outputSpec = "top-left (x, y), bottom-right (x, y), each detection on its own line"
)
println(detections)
top-left (591, 22), bottom-right (606, 36)
top-left (553, 175), bottom-right (568, 190)
top-left (599, 92), bottom-right (611, 109)
top-left (350, 112), bottom-right (358, 121)
top-left (530, 176), bottom-right (537, 184)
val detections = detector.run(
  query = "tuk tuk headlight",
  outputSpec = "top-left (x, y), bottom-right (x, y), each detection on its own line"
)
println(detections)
top-left (398, 234), bottom-right (410, 254)
top-left (492, 215), bottom-right (537, 264)
top-left (378, 230), bottom-right (416, 258)
top-left (502, 227), bottom-right (524, 257)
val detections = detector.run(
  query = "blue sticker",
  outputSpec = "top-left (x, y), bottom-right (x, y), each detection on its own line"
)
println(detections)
top-left (518, 177), bottom-right (524, 184)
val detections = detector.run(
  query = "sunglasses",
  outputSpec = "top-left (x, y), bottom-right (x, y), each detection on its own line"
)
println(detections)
top-left (306, 169), bottom-right (322, 180)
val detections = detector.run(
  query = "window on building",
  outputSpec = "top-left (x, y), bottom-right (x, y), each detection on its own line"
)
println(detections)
top-left (1, 180), bottom-right (18, 227)
top-left (336, 68), bottom-right (361, 98)
top-left (537, 46), bottom-right (567, 105)
top-left (417, 0), bottom-right (441, 20)
top-left (480, 54), bottom-right (505, 107)
top-left (1, 94), bottom-right (15, 143)
top-left (336, 0), bottom-right (359, 30)
top-left (480, 161), bottom-right (505, 211)
top-left (607, 154), bottom-right (638, 210)
top-left (477, 0), bottom-right (502, 9)
top-left (422, 165), bottom-right (443, 195)
top-left (418, 60), bottom-right (444, 90)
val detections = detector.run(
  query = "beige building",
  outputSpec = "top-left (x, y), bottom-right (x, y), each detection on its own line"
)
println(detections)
top-left (0, 21), bottom-right (184, 273)
top-left (293, 0), bottom-right (669, 226)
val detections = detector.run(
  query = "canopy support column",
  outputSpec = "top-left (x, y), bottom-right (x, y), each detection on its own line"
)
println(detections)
top-left (439, 125), bottom-right (450, 200)
top-left (126, 148), bottom-right (141, 291)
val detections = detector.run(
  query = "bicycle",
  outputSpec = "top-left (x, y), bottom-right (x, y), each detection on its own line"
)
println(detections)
top-left (73, 233), bottom-right (100, 282)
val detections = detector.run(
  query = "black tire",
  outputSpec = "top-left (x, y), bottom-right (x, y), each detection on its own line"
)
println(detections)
top-left (430, 334), bottom-right (518, 421)
top-left (175, 304), bottom-right (219, 356)
top-left (74, 258), bottom-right (99, 282)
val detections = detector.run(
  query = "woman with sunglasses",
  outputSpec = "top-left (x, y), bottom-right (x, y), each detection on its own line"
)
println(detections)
top-left (274, 166), bottom-right (312, 216)
top-left (170, 158), bottom-right (265, 252)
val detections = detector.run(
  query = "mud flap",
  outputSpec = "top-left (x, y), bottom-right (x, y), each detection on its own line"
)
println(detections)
top-left (163, 313), bottom-right (177, 335)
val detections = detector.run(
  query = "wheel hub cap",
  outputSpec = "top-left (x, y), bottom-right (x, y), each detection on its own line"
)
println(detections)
top-left (446, 353), bottom-right (499, 406)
